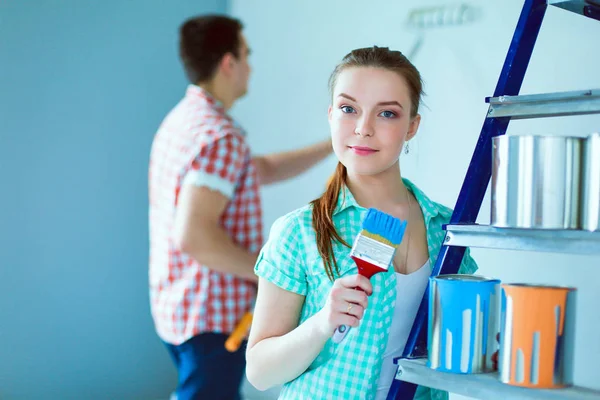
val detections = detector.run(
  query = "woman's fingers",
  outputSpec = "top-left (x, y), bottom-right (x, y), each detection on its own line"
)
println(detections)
top-left (338, 301), bottom-right (365, 320)
top-left (338, 274), bottom-right (373, 295)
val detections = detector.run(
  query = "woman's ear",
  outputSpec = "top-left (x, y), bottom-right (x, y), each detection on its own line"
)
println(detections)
top-left (407, 114), bottom-right (421, 141)
top-left (328, 105), bottom-right (333, 122)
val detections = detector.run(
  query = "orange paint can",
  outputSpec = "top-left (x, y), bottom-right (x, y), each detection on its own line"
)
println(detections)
top-left (499, 284), bottom-right (576, 388)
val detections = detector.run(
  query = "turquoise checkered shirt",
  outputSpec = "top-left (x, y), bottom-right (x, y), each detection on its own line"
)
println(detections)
top-left (255, 178), bottom-right (478, 400)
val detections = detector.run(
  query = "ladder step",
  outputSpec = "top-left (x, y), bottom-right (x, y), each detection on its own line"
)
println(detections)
top-left (444, 224), bottom-right (600, 255)
top-left (485, 88), bottom-right (600, 119)
top-left (549, 0), bottom-right (600, 22)
top-left (394, 358), bottom-right (600, 400)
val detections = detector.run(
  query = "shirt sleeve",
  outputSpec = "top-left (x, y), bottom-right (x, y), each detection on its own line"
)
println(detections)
top-left (458, 246), bottom-right (479, 275)
top-left (254, 213), bottom-right (308, 296)
top-left (182, 133), bottom-right (247, 199)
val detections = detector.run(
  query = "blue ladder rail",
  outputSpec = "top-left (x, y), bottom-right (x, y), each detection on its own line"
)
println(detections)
top-left (386, 0), bottom-right (549, 398)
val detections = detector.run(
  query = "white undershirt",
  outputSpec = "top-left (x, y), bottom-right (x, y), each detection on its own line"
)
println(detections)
top-left (374, 260), bottom-right (431, 400)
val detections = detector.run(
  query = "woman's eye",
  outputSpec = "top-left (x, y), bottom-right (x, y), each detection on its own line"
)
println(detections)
top-left (340, 106), bottom-right (355, 114)
top-left (380, 110), bottom-right (396, 118)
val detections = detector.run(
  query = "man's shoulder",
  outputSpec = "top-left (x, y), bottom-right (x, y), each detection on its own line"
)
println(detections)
top-left (192, 112), bottom-right (246, 146)
top-left (169, 95), bottom-right (247, 145)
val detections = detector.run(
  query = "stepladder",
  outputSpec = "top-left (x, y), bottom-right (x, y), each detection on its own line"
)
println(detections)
top-left (386, 1), bottom-right (600, 399)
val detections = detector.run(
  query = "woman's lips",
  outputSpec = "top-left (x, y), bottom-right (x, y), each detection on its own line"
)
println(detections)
top-left (349, 146), bottom-right (378, 156)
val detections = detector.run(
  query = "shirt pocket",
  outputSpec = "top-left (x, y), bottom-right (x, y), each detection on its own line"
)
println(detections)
top-left (303, 249), bottom-right (358, 313)
top-left (306, 249), bottom-right (358, 280)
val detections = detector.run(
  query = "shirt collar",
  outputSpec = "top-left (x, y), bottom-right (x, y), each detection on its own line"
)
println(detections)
top-left (185, 84), bottom-right (247, 137)
top-left (333, 178), bottom-right (444, 223)
top-left (186, 84), bottom-right (226, 113)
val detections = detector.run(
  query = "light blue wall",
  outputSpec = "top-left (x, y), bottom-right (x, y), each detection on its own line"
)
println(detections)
top-left (0, 1), bottom-right (226, 398)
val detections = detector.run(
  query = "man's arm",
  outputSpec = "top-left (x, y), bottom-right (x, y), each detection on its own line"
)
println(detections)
top-left (173, 184), bottom-right (257, 282)
top-left (253, 139), bottom-right (332, 186)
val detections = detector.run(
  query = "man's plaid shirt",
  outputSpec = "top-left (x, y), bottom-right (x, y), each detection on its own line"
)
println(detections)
top-left (149, 85), bottom-right (262, 345)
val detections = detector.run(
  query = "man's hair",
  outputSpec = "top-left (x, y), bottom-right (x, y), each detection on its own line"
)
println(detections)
top-left (179, 15), bottom-right (244, 83)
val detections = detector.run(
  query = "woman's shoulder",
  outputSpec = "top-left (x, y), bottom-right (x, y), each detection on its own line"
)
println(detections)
top-left (404, 178), bottom-right (454, 222)
top-left (430, 201), bottom-right (454, 222)
top-left (267, 204), bottom-right (316, 238)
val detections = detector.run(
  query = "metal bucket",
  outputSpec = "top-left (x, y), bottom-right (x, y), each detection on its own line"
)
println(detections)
top-left (428, 275), bottom-right (500, 374)
top-left (500, 284), bottom-right (576, 388)
top-left (491, 135), bottom-right (584, 229)
top-left (582, 133), bottom-right (600, 231)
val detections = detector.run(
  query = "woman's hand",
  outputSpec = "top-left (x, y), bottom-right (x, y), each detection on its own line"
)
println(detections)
top-left (314, 274), bottom-right (373, 338)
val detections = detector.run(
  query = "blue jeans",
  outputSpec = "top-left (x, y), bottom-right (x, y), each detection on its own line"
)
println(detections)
top-left (164, 333), bottom-right (247, 400)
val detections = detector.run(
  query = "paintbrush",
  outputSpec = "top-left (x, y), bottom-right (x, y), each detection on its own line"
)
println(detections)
top-left (332, 208), bottom-right (407, 344)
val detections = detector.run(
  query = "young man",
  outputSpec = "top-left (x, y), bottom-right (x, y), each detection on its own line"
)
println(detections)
top-left (148, 15), bottom-right (332, 400)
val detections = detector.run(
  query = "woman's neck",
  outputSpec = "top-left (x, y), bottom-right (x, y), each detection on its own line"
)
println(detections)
top-left (345, 164), bottom-right (411, 213)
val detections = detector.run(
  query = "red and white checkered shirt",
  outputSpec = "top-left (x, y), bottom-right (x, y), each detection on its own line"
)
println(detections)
top-left (148, 85), bottom-right (262, 345)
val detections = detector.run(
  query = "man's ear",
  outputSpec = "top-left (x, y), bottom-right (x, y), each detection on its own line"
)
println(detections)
top-left (218, 53), bottom-right (236, 76)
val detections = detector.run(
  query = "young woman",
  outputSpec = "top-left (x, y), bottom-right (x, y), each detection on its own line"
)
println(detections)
top-left (245, 46), bottom-right (478, 400)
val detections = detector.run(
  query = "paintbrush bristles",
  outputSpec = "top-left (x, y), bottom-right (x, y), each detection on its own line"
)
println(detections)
top-left (361, 208), bottom-right (407, 245)
top-left (360, 231), bottom-right (397, 247)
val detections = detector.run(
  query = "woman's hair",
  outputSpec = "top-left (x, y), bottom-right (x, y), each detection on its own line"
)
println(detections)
top-left (311, 46), bottom-right (424, 281)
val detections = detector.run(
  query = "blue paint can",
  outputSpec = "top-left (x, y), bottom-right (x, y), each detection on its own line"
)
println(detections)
top-left (428, 274), bottom-right (501, 374)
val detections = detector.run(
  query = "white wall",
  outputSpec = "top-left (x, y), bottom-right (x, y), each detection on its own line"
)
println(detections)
top-left (230, 1), bottom-right (600, 399)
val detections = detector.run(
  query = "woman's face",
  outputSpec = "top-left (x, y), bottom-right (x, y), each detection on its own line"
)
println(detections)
top-left (328, 66), bottom-right (420, 177)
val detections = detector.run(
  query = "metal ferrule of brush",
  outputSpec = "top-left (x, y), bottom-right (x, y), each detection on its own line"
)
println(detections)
top-left (351, 234), bottom-right (396, 271)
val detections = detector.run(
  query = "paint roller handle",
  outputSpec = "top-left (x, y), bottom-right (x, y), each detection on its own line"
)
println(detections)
top-left (225, 311), bottom-right (253, 352)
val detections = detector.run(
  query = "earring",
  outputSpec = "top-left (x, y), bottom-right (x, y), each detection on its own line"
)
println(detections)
top-left (404, 141), bottom-right (410, 154)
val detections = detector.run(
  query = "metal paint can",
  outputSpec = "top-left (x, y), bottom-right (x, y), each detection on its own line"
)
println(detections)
top-left (428, 275), bottom-right (501, 374)
top-left (500, 284), bottom-right (576, 388)
top-left (491, 135), bottom-right (583, 229)
top-left (582, 133), bottom-right (600, 231)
